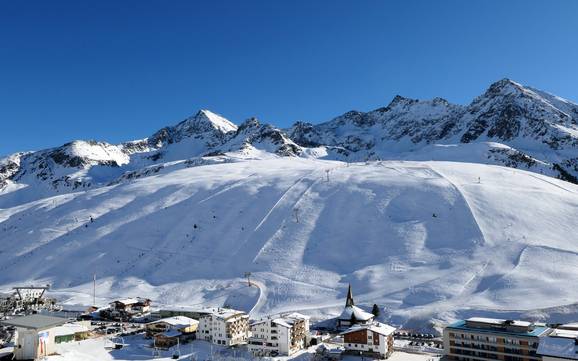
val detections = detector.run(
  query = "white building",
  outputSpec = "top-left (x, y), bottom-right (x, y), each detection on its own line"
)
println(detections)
top-left (197, 308), bottom-right (249, 346)
top-left (0, 314), bottom-right (68, 360)
top-left (341, 322), bottom-right (395, 359)
top-left (248, 313), bottom-right (310, 356)
top-left (538, 323), bottom-right (578, 361)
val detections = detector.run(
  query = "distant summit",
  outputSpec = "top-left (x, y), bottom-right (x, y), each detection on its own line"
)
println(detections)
top-left (2, 78), bottom-right (578, 205)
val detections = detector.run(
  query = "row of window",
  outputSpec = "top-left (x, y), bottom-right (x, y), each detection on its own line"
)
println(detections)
top-left (450, 332), bottom-right (537, 348)
top-left (450, 347), bottom-right (539, 360)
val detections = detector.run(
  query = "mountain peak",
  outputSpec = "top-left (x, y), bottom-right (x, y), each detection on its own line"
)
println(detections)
top-left (181, 109), bottom-right (238, 134)
top-left (237, 117), bottom-right (261, 133)
top-left (484, 78), bottom-right (527, 97)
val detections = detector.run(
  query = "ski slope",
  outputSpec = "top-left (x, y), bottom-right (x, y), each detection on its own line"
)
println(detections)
top-left (1, 158), bottom-right (578, 326)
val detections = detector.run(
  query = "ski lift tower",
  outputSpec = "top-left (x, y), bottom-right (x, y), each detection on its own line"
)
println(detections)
top-left (12, 285), bottom-right (53, 313)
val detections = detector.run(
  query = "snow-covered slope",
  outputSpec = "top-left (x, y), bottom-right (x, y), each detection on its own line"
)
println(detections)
top-left (2, 79), bottom-right (578, 327)
top-left (1, 158), bottom-right (578, 327)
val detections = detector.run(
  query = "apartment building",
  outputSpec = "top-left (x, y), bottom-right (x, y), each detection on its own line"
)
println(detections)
top-left (443, 317), bottom-right (550, 361)
top-left (341, 322), bottom-right (395, 359)
top-left (197, 308), bottom-right (249, 346)
top-left (248, 313), bottom-right (310, 356)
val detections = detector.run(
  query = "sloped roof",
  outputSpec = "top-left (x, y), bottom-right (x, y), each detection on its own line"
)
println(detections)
top-left (149, 316), bottom-right (198, 329)
top-left (285, 312), bottom-right (310, 320)
top-left (338, 305), bottom-right (374, 321)
top-left (0, 314), bottom-right (67, 330)
top-left (341, 322), bottom-right (396, 337)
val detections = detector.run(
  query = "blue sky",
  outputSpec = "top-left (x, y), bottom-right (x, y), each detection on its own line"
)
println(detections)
top-left (1, 0), bottom-right (577, 156)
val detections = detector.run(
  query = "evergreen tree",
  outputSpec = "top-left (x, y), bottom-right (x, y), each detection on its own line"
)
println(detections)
top-left (371, 303), bottom-right (380, 318)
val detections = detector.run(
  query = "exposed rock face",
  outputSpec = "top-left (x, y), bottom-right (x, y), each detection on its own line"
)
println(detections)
top-left (219, 117), bottom-right (302, 156)
top-left (288, 78), bottom-right (578, 181)
top-left (3, 78), bottom-right (578, 204)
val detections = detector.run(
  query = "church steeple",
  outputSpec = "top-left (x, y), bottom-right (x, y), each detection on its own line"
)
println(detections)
top-left (346, 284), bottom-right (354, 307)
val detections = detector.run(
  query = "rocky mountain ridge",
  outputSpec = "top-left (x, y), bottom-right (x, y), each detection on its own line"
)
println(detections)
top-left (2, 78), bottom-right (578, 205)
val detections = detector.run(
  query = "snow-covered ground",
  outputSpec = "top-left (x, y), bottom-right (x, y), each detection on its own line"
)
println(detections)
top-left (2, 157), bottom-right (578, 328)
top-left (48, 335), bottom-right (440, 361)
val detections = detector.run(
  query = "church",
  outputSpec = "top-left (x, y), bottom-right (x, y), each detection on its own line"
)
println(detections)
top-left (337, 284), bottom-right (375, 329)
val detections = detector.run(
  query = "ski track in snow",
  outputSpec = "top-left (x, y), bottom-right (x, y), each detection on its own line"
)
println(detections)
top-left (2, 158), bottom-right (578, 327)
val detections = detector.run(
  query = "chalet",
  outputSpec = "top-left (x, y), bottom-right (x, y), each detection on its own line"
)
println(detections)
top-left (102, 297), bottom-right (151, 320)
top-left (146, 316), bottom-right (199, 347)
top-left (248, 312), bottom-right (310, 356)
top-left (197, 308), bottom-right (249, 346)
top-left (337, 285), bottom-right (374, 329)
top-left (341, 322), bottom-right (395, 359)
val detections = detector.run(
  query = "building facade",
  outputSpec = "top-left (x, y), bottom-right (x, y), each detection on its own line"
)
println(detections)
top-left (0, 314), bottom-right (68, 360)
top-left (197, 308), bottom-right (249, 346)
top-left (53, 322), bottom-right (91, 344)
top-left (248, 313), bottom-right (310, 356)
top-left (443, 317), bottom-right (550, 361)
top-left (341, 322), bottom-right (395, 359)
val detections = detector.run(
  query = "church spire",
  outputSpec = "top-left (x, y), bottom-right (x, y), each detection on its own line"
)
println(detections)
top-left (346, 284), bottom-right (354, 307)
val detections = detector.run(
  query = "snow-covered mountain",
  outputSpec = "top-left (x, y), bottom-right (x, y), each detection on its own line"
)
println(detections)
top-left (289, 79), bottom-right (578, 182)
top-left (2, 158), bottom-right (578, 328)
top-left (2, 79), bottom-right (578, 206)
top-left (2, 79), bottom-right (578, 327)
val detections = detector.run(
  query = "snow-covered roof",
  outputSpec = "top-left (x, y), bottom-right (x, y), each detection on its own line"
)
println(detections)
top-left (52, 323), bottom-right (90, 337)
top-left (338, 305), bottom-right (374, 321)
top-left (149, 316), bottom-right (198, 329)
top-left (251, 313), bottom-right (309, 329)
top-left (466, 317), bottom-right (532, 327)
top-left (284, 312), bottom-right (310, 320)
top-left (548, 328), bottom-right (578, 339)
top-left (272, 318), bottom-right (293, 328)
top-left (114, 298), bottom-right (139, 305)
top-left (537, 336), bottom-right (578, 359)
top-left (200, 307), bottom-right (247, 320)
top-left (341, 322), bottom-right (396, 336)
top-left (559, 322), bottom-right (578, 331)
